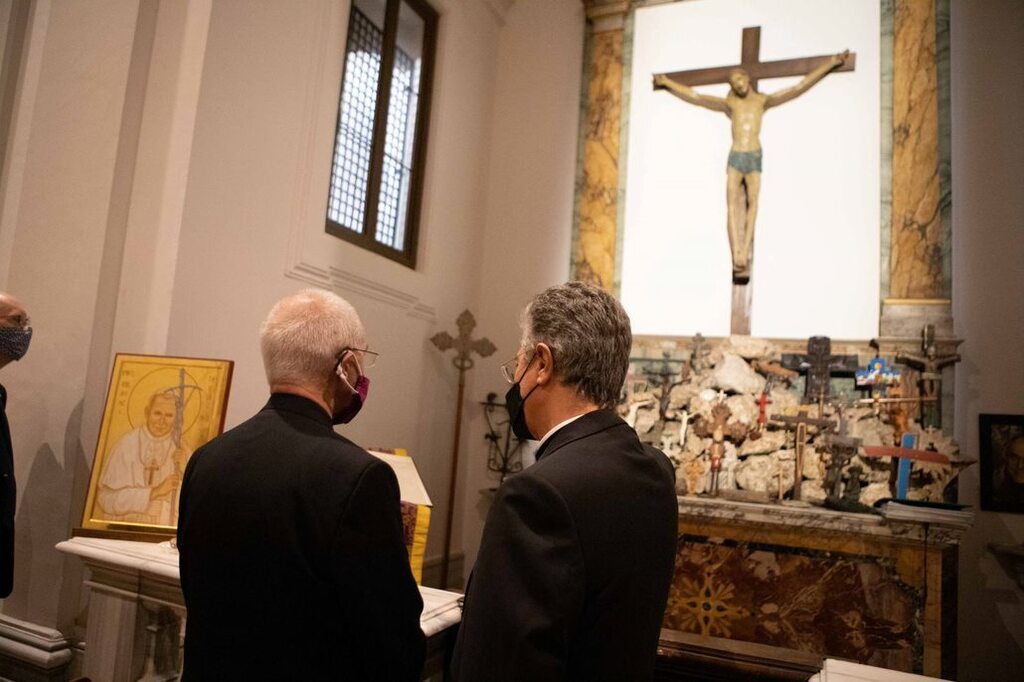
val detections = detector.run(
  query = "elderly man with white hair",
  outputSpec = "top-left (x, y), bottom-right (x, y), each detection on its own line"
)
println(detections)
top-left (177, 289), bottom-right (424, 681)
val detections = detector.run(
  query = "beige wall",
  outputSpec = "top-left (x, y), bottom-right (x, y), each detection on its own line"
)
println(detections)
top-left (457, 0), bottom-right (584, 575)
top-left (951, 0), bottom-right (1024, 679)
top-left (0, 0), bottom-right (571, 640)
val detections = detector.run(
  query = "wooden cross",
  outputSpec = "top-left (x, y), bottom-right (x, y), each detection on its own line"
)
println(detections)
top-left (771, 409), bottom-right (833, 502)
top-left (822, 404), bottom-right (862, 500)
top-left (430, 310), bottom-right (496, 588)
top-left (655, 27), bottom-right (855, 334)
top-left (781, 336), bottom-right (858, 410)
top-left (862, 437), bottom-right (950, 500)
top-left (657, 26), bottom-right (856, 93)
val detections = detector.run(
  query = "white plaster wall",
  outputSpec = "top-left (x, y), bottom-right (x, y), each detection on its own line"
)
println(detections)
top-left (457, 0), bottom-right (584, 578)
top-left (0, 0), bottom-right (142, 629)
top-left (164, 0), bottom-right (504, 572)
top-left (951, 0), bottom-right (1024, 679)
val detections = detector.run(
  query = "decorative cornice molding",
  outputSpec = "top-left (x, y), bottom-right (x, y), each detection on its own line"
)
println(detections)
top-left (285, 262), bottom-right (437, 322)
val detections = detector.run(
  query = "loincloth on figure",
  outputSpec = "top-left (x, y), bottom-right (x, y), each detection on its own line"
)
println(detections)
top-left (727, 149), bottom-right (762, 174)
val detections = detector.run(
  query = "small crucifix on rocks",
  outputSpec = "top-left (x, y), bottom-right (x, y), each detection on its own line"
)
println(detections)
top-left (895, 324), bottom-right (961, 430)
top-left (771, 408), bottom-right (833, 502)
top-left (653, 26), bottom-right (854, 334)
top-left (781, 336), bottom-right (859, 414)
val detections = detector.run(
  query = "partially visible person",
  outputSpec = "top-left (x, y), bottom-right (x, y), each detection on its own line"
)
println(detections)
top-left (177, 289), bottom-right (424, 680)
top-left (0, 292), bottom-right (31, 598)
top-left (96, 389), bottom-right (192, 525)
top-left (452, 282), bottom-right (678, 681)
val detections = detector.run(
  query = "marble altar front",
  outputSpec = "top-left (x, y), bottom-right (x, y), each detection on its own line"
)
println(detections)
top-left (56, 537), bottom-right (461, 681)
top-left (661, 497), bottom-right (966, 679)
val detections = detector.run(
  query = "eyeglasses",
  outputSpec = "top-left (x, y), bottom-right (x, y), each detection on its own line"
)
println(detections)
top-left (338, 347), bottom-right (379, 370)
top-left (500, 352), bottom-right (532, 384)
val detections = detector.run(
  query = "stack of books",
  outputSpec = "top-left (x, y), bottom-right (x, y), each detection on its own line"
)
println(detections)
top-left (876, 499), bottom-right (974, 528)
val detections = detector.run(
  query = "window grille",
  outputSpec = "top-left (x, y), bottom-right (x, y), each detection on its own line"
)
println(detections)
top-left (326, 0), bottom-right (437, 268)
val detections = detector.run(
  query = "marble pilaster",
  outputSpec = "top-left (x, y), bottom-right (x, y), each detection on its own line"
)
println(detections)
top-left (573, 4), bottom-right (630, 292)
top-left (883, 0), bottom-right (952, 338)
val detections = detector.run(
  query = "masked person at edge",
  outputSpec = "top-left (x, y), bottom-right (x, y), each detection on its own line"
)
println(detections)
top-left (177, 289), bottom-right (424, 681)
top-left (0, 292), bottom-right (31, 598)
top-left (452, 282), bottom-right (678, 681)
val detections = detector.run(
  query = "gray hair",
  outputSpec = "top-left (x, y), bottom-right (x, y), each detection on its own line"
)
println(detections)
top-left (520, 281), bottom-right (632, 408)
top-left (260, 289), bottom-right (365, 388)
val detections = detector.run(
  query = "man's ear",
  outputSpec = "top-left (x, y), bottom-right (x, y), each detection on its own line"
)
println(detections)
top-left (534, 343), bottom-right (554, 386)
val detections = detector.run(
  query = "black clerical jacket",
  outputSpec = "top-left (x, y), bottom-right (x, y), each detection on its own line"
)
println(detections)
top-left (0, 385), bottom-right (15, 598)
top-left (452, 409), bottom-right (678, 681)
top-left (177, 393), bottom-right (424, 681)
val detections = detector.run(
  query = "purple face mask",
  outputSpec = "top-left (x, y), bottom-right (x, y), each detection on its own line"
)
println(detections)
top-left (332, 357), bottom-right (370, 425)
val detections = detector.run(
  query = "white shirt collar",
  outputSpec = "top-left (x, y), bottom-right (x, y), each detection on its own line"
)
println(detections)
top-left (537, 413), bottom-right (586, 450)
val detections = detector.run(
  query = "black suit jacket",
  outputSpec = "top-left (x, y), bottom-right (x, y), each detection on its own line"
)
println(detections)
top-left (452, 409), bottom-right (678, 681)
top-left (177, 393), bottom-right (425, 680)
top-left (0, 384), bottom-right (14, 598)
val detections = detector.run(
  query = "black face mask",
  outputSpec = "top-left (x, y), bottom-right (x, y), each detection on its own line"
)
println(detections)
top-left (505, 355), bottom-right (539, 441)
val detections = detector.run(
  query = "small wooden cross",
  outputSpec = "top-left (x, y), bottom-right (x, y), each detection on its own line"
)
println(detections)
top-left (781, 336), bottom-right (859, 409)
top-left (689, 333), bottom-right (711, 373)
top-left (822, 404), bottom-right (862, 499)
top-left (656, 26), bottom-right (856, 93)
top-left (771, 409), bottom-right (834, 502)
top-left (637, 352), bottom-right (689, 424)
top-left (862, 438), bottom-right (950, 500)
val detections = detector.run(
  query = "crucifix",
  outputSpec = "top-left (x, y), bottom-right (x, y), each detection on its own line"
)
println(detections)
top-left (781, 336), bottom-right (859, 413)
top-left (638, 352), bottom-right (690, 425)
top-left (895, 324), bottom-right (961, 430)
top-left (653, 27), bottom-right (855, 334)
top-left (771, 408), bottom-right (833, 502)
top-left (430, 310), bottom-right (496, 588)
top-left (822, 403), bottom-right (862, 501)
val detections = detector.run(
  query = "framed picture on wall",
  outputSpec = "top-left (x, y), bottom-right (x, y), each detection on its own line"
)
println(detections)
top-left (76, 353), bottom-right (233, 540)
top-left (979, 413), bottom-right (1024, 514)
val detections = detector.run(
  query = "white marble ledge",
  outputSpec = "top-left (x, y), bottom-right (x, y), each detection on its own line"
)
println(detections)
top-left (56, 537), bottom-right (462, 637)
top-left (677, 496), bottom-right (966, 544)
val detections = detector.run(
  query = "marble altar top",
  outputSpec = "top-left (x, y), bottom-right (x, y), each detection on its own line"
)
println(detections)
top-left (56, 536), bottom-right (462, 637)
top-left (677, 496), bottom-right (969, 545)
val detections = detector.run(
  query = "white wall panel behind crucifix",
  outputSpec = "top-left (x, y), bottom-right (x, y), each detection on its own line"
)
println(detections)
top-left (620, 0), bottom-right (880, 339)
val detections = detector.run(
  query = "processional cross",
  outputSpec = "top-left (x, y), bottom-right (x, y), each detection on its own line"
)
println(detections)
top-left (653, 27), bottom-right (855, 334)
top-left (430, 310), bottom-right (496, 589)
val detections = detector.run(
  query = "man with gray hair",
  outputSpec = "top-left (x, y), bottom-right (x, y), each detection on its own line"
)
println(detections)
top-left (177, 289), bottom-right (424, 680)
top-left (452, 282), bottom-right (678, 681)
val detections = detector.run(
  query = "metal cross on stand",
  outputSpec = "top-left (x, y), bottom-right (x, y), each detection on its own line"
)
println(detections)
top-left (430, 310), bottom-right (496, 588)
top-left (781, 336), bottom-right (859, 413)
top-left (771, 409), bottom-right (834, 502)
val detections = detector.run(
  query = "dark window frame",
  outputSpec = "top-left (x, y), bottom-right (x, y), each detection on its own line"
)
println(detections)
top-left (326, 0), bottom-right (438, 269)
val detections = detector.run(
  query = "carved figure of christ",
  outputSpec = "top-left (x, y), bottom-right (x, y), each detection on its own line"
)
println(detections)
top-left (652, 27), bottom-right (853, 284)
